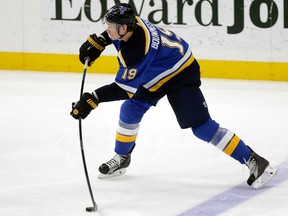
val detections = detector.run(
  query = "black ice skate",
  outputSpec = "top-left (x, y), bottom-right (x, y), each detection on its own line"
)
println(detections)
top-left (246, 150), bottom-right (277, 189)
top-left (98, 154), bottom-right (131, 179)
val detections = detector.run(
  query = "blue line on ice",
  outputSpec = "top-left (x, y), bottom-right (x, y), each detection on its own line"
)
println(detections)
top-left (178, 160), bottom-right (288, 216)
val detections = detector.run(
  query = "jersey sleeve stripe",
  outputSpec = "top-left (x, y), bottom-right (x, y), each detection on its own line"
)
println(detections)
top-left (115, 82), bottom-right (137, 95)
top-left (143, 47), bottom-right (194, 91)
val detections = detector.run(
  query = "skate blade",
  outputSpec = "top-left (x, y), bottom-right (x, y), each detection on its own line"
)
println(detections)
top-left (98, 168), bottom-right (127, 179)
top-left (252, 166), bottom-right (277, 189)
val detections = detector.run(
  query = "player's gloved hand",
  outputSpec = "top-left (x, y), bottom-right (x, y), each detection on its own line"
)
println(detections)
top-left (70, 93), bottom-right (99, 120)
top-left (79, 34), bottom-right (106, 66)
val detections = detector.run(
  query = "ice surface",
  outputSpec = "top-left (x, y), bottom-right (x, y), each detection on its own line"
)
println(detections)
top-left (0, 70), bottom-right (287, 216)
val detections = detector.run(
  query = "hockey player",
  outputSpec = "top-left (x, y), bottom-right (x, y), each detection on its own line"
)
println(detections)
top-left (71, 3), bottom-right (276, 189)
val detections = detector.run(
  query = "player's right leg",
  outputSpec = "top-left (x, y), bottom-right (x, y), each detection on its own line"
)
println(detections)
top-left (192, 119), bottom-right (277, 188)
top-left (167, 85), bottom-right (276, 188)
top-left (245, 147), bottom-right (277, 189)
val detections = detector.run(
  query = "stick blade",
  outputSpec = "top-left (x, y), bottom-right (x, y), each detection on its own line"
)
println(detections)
top-left (86, 204), bottom-right (97, 212)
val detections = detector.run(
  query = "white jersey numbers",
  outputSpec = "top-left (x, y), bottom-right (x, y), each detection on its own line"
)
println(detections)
top-left (160, 35), bottom-right (184, 56)
top-left (121, 68), bottom-right (138, 80)
top-left (158, 27), bottom-right (184, 56)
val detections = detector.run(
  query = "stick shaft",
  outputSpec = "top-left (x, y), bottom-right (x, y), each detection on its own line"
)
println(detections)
top-left (78, 57), bottom-right (97, 210)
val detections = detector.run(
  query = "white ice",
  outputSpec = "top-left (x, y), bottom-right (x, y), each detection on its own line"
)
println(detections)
top-left (0, 70), bottom-right (288, 216)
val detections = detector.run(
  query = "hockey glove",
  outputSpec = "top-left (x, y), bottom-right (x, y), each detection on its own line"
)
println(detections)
top-left (70, 93), bottom-right (99, 120)
top-left (79, 34), bottom-right (106, 66)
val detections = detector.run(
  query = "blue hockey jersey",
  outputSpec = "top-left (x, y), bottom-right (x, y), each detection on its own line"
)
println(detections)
top-left (112, 16), bottom-right (195, 97)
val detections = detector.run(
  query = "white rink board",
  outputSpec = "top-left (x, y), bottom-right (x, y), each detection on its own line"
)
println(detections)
top-left (1, 0), bottom-right (288, 62)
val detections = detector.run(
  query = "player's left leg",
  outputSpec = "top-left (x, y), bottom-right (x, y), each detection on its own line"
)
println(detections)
top-left (98, 99), bottom-right (150, 179)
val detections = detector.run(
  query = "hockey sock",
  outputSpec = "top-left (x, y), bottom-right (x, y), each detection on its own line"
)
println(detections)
top-left (192, 118), bottom-right (219, 142)
top-left (192, 118), bottom-right (251, 164)
top-left (114, 99), bottom-right (150, 155)
top-left (114, 120), bottom-right (139, 155)
top-left (210, 127), bottom-right (251, 164)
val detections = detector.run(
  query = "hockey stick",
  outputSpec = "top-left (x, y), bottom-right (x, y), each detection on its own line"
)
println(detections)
top-left (78, 57), bottom-right (98, 212)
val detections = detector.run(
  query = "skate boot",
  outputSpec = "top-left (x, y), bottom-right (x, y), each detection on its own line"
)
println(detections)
top-left (98, 153), bottom-right (131, 179)
top-left (246, 150), bottom-right (277, 189)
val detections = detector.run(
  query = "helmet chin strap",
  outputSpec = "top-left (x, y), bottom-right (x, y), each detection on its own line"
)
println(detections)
top-left (116, 24), bottom-right (128, 39)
